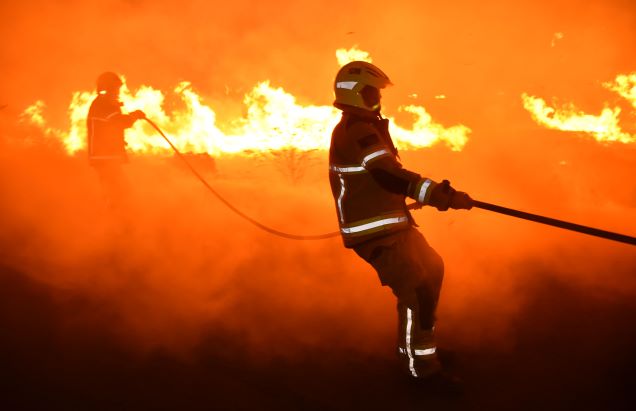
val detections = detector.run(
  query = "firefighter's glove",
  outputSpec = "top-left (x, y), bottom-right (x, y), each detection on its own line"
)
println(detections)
top-left (130, 110), bottom-right (146, 120)
top-left (450, 191), bottom-right (473, 210)
top-left (429, 179), bottom-right (455, 211)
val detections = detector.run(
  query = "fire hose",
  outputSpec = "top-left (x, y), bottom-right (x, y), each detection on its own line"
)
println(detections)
top-left (144, 118), bottom-right (636, 246)
top-left (144, 118), bottom-right (336, 240)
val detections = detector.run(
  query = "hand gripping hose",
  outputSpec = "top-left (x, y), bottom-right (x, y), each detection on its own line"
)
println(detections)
top-left (145, 118), bottom-right (636, 246)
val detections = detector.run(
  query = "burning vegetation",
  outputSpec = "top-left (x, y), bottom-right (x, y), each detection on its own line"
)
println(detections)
top-left (1, 1), bottom-right (635, 409)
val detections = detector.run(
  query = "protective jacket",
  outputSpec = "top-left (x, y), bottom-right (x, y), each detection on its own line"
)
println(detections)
top-left (87, 94), bottom-right (135, 164)
top-left (329, 108), bottom-right (439, 247)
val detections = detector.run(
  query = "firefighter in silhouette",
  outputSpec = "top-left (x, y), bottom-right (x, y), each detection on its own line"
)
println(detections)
top-left (329, 61), bottom-right (472, 390)
top-left (87, 72), bottom-right (145, 209)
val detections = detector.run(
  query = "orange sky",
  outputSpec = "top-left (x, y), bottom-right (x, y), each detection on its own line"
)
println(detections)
top-left (2, 0), bottom-right (635, 126)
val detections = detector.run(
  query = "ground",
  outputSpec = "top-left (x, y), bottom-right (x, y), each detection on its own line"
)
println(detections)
top-left (1, 264), bottom-right (634, 411)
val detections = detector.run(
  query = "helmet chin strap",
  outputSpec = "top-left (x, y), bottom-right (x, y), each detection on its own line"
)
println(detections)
top-left (366, 102), bottom-right (380, 112)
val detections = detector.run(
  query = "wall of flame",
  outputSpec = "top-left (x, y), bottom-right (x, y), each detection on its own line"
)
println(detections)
top-left (21, 47), bottom-right (471, 156)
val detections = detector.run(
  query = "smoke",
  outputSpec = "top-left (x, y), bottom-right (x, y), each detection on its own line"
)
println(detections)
top-left (0, 3), bottom-right (635, 406)
top-left (0, 120), bottom-right (394, 358)
top-left (1, 108), bottom-right (635, 362)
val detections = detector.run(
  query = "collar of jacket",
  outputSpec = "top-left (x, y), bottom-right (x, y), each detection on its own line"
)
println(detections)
top-left (335, 104), bottom-right (382, 119)
top-left (97, 93), bottom-right (123, 107)
top-left (339, 107), bottom-right (399, 157)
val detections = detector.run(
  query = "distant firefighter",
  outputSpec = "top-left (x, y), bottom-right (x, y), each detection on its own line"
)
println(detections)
top-left (329, 61), bottom-right (472, 392)
top-left (87, 72), bottom-right (145, 209)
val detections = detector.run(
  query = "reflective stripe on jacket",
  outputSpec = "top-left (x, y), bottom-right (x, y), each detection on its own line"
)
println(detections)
top-left (329, 110), bottom-right (438, 247)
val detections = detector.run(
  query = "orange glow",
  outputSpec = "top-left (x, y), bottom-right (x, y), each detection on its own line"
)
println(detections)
top-left (2, 0), bottom-right (635, 371)
top-left (522, 72), bottom-right (636, 144)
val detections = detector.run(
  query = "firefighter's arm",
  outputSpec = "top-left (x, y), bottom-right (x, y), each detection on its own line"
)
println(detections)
top-left (353, 126), bottom-right (472, 211)
top-left (104, 110), bottom-right (145, 128)
top-left (367, 158), bottom-right (473, 210)
top-left (352, 125), bottom-right (429, 199)
top-left (427, 180), bottom-right (473, 211)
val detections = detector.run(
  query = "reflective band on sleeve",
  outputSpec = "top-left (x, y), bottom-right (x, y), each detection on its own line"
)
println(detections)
top-left (336, 81), bottom-right (357, 90)
top-left (340, 216), bottom-right (408, 235)
top-left (417, 179), bottom-right (432, 203)
top-left (362, 149), bottom-right (390, 167)
top-left (406, 308), bottom-right (418, 377)
top-left (329, 164), bottom-right (366, 174)
top-left (329, 149), bottom-right (391, 174)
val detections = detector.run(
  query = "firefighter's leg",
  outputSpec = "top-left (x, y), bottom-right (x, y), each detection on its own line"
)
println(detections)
top-left (94, 163), bottom-right (129, 211)
top-left (354, 228), bottom-right (445, 378)
top-left (394, 229), bottom-right (445, 378)
top-left (396, 298), bottom-right (441, 378)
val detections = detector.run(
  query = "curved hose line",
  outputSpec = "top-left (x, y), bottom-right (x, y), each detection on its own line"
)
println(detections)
top-left (144, 118), bottom-right (636, 246)
top-left (144, 118), bottom-right (340, 240)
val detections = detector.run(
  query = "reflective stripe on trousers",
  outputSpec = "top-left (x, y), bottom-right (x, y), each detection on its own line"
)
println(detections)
top-left (398, 302), bottom-right (439, 378)
top-left (405, 308), bottom-right (418, 377)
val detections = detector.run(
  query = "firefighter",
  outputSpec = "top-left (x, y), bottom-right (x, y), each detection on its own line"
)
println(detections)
top-left (329, 61), bottom-right (472, 390)
top-left (87, 72), bottom-right (145, 209)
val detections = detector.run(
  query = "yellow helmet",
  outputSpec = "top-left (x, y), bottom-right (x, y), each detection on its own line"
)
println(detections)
top-left (333, 61), bottom-right (392, 111)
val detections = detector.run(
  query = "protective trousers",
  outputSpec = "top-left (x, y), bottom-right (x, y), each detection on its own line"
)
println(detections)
top-left (92, 162), bottom-right (129, 212)
top-left (354, 227), bottom-right (444, 378)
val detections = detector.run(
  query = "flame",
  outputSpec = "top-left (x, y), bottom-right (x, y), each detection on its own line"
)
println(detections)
top-left (19, 100), bottom-right (65, 144)
top-left (604, 72), bottom-right (636, 109)
top-left (335, 45), bottom-right (372, 66)
top-left (21, 100), bottom-right (47, 127)
top-left (21, 49), bottom-right (470, 155)
top-left (395, 105), bottom-right (469, 151)
top-left (551, 32), bottom-right (564, 48)
top-left (522, 72), bottom-right (636, 144)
